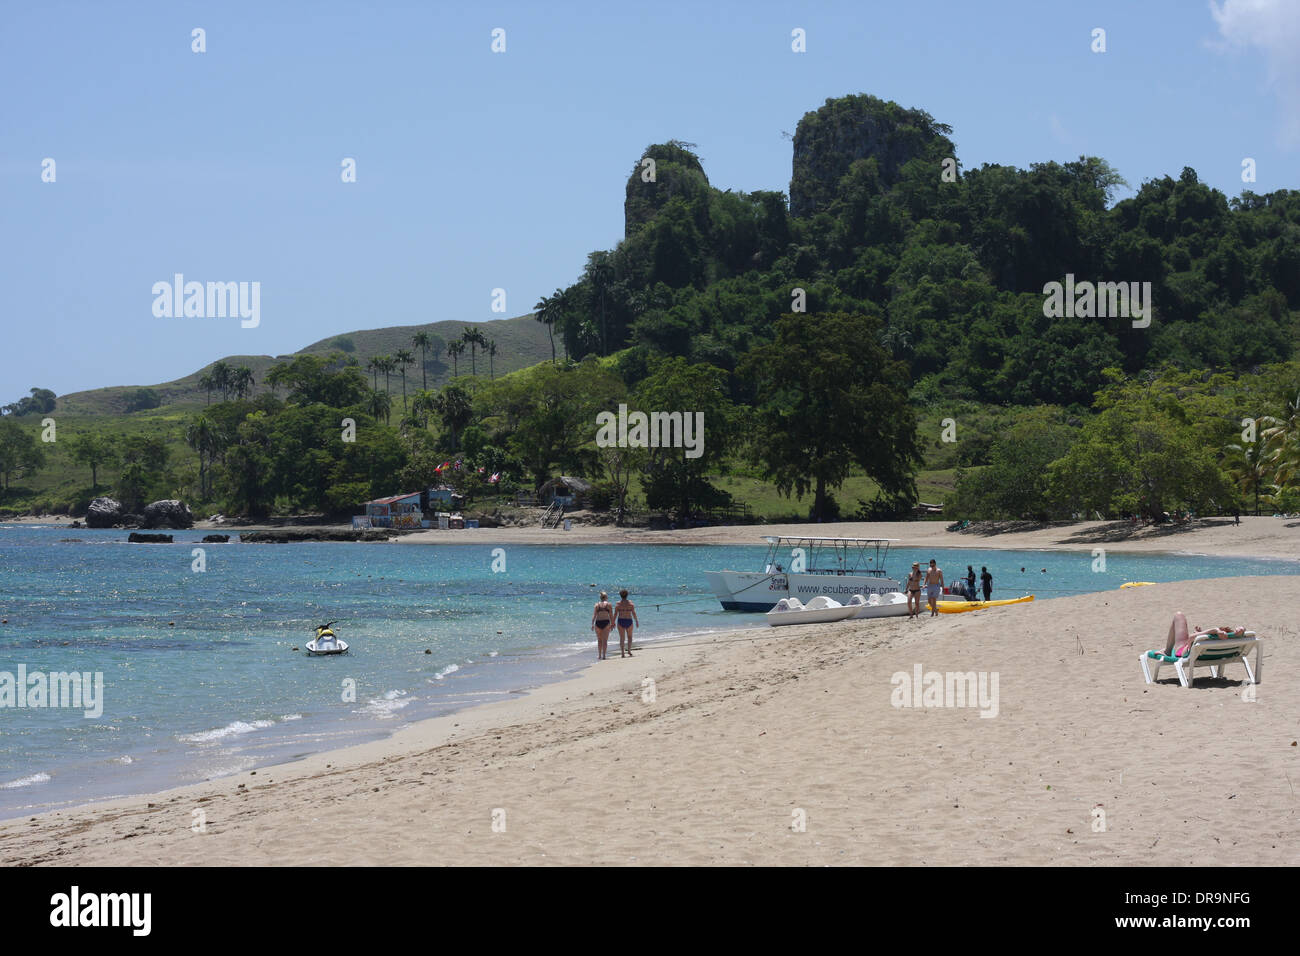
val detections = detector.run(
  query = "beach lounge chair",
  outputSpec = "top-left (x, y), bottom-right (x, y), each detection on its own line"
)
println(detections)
top-left (1140, 631), bottom-right (1262, 688)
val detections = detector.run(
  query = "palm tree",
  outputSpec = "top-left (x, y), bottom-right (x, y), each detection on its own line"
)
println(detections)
top-left (214, 361), bottom-right (234, 400)
top-left (395, 348), bottom-right (414, 410)
top-left (366, 388), bottom-right (392, 425)
top-left (198, 372), bottom-right (216, 406)
top-left (410, 388), bottom-right (437, 430)
top-left (446, 340), bottom-right (463, 376)
top-left (533, 291), bottom-right (561, 365)
top-left (1225, 438), bottom-right (1269, 516)
top-left (433, 384), bottom-right (473, 450)
top-left (411, 331), bottom-right (432, 390)
top-left (1261, 392), bottom-right (1300, 502)
top-left (461, 327), bottom-right (486, 377)
top-left (366, 356), bottom-right (384, 392)
top-left (587, 252), bottom-right (613, 355)
top-left (486, 338), bottom-right (498, 380)
top-left (231, 366), bottom-right (255, 400)
top-left (185, 415), bottom-right (222, 499)
top-left (376, 355), bottom-right (394, 396)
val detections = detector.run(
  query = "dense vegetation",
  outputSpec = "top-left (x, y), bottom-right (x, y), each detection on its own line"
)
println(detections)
top-left (4, 93), bottom-right (1299, 523)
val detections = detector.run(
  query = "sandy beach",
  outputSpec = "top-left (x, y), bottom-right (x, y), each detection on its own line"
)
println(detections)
top-left (3, 574), bottom-right (1296, 866)
top-left (12, 513), bottom-right (1299, 561)
top-left (394, 515), bottom-right (1300, 561)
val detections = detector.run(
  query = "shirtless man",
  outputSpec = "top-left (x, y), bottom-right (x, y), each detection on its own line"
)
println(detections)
top-left (905, 562), bottom-right (923, 619)
top-left (591, 591), bottom-right (614, 660)
top-left (614, 589), bottom-right (639, 658)
top-left (924, 559), bottom-right (945, 617)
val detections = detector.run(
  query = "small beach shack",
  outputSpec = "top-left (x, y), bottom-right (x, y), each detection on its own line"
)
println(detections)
top-left (426, 485), bottom-right (459, 508)
top-left (354, 492), bottom-right (425, 529)
top-left (538, 476), bottom-right (593, 508)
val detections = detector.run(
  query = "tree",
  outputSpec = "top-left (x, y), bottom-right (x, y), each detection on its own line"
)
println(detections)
top-left (486, 338), bottom-right (498, 380)
top-left (1, 388), bottom-right (57, 416)
top-left (411, 331), bottom-right (433, 390)
top-left (433, 384), bottom-right (473, 450)
top-left (461, 327), bottom-right (487, 376)
top-left (1224, 435), bottom-right (1270, 516)
top-left (264, 355), bottom-right (368, 407)
top-left (208, 361), bottom-right (233, 401)
top-left (230, 366), bottom-right (255, 400)
top-left (740, 312), bottom-right (922, 520)
top-left (597, 445), bottom-right (646, 526)
top-left (1260, 391), bottom-right (1300, 506)
top-left (0, 418), bottom-right (45, 490)
top-left (394, 348), bottom-right (414, 410)
top-left (632, 357), bottom-right (734, 522)
top-left (122, 388), bottom-right (161, 413)
top-left (366, 356), bottom-right (384, 392)
top-left (184, 416), bottom-right (222, 499)
top-left (533, 291), bottom-right (561, 365)
top-left (367, 388), bottom-right (392, 425)
top-left (948, 410), bottom-right (1078, 519)
top-left (1047, 374), bottom-right (1235, 520)
top-left (69, 431), bottom-right (119, 490)
top-left (446, 340), bottom-right (464, 377)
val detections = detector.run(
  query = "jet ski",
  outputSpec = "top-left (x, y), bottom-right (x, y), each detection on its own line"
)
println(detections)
top-left (306, 621), bottom-right (348, 656)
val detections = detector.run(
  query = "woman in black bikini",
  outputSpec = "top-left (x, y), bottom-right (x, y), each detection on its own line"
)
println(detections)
top-left (905, 562), bottom-right (923, 619)
top-left (591, 591), bottom-right (614, 660)
top-left (614, 589), bottom-right (639, 658)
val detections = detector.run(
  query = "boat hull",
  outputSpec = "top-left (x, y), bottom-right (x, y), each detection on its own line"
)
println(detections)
top-left (851, 599), bottom-right (911, 619)
top-left (704, 570), bottom-right (900, 611)
top-left (306, 638), bottom-right (349, 655)
top-left (935, 596), bottom-right (1034, 614)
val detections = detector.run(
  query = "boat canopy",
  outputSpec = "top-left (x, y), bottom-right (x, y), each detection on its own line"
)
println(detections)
top-left (760, 536), bottom-right (897, 577)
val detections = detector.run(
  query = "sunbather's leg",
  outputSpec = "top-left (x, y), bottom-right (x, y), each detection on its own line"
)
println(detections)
top-left (1165, 611), bottom-right (1188, 657)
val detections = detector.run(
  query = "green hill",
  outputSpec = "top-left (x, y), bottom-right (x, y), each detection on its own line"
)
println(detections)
top-left (53, 314), bottom-right (553, 416)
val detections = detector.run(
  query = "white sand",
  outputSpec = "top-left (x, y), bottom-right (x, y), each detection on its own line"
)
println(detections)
top-left (3, 575), bottom-right (1296, 866)
top-left (395, 515), bottom-right (1300, 561)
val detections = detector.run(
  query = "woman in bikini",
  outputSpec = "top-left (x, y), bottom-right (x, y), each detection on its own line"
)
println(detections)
top-left (591, 591), bottom-right (614, 660)
top-left (614, 589), bottom-right (639, 658)
top-left (905, 562), bottom-right (923, 619)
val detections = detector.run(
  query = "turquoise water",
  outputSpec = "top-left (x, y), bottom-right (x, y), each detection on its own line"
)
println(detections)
top-left (0, 523), bottom-right (1295, 818)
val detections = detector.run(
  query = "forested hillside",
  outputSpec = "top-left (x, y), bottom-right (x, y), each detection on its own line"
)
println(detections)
top-left (4, 93), bottom-right (1298, 523)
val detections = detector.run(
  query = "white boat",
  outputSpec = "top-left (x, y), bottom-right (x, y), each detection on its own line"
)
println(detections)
top-left (704, 536), bottom-right (901, 611)
top-left (766, 595), bottom-right (862, 627)
top-left (846, 591), bottom-right (910, 619)
top-left (306, 622), bottom-right (348, 656)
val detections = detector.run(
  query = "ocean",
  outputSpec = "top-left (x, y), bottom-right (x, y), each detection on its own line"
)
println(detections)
top-left (0, 522), bottom-right (1293, 818)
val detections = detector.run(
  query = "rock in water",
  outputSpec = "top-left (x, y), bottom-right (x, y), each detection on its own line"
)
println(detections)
top-left (141, 499), bottom-right (194, 529)
top-left (201, 534), bottom-right (230, 543)
top-left (85, 497), bottom-right (124, 528)
top-left (128, 532), bottom-right (173, 543)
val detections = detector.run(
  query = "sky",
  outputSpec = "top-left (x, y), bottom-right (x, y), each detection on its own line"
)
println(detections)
top-left (2, 0), bottom-right (1298, 400)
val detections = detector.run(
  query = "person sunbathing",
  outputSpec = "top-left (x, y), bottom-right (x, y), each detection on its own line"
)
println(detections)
top-left (1166, 612), bottom-right (1248, 658)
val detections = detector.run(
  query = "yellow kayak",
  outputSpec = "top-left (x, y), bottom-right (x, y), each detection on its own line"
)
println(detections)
top-left (1120, 582), bottom-right (1155, 588)
top-left (935, 595), bottom-right (1034, 613)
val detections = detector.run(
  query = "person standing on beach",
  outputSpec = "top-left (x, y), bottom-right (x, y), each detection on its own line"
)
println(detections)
top-left (905, 562), bottom-right (923, 619)
top-left (965, 565), bottom-right (976, 600)
top-left (980, 566), bottom-right (993, 602)
top-left (614, 589), bottom-right (639, 658)
top-left (591, 591), bottom-right (614, 660)
top-left (924, 559), bottom-right (944, 617)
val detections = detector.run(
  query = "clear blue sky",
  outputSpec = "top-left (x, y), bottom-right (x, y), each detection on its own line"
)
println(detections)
top-left (2, 0), bottom-right (1296, 399)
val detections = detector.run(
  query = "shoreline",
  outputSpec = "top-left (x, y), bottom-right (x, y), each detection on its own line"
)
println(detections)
top-left (3, 574), bottom-right (1297, 865)
top-left (8, 515), bottom-right (1299, 561)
